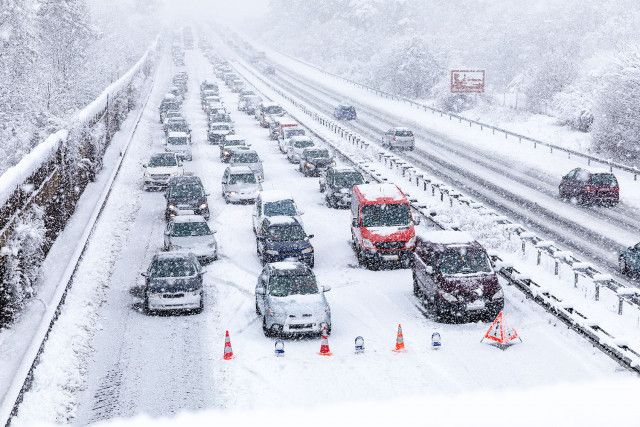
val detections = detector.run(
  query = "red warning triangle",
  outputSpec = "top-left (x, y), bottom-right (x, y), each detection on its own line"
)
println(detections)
top-left (482, 311), bottom-right (521, 347)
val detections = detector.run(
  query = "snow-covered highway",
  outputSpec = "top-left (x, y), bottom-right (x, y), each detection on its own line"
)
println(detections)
top-left (8, 45), bottom-right (634, 426)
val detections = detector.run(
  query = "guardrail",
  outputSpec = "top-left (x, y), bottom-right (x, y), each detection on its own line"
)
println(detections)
top-left (235, 38), bottom-right (640, 181)
top-left (228, 52), bottom-right (640, 373)
top-left (0, 44), bottom-right (160, 427)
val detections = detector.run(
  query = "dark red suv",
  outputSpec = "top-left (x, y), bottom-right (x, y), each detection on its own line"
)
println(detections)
top-left (412, 230), bottom-right (503, 322)
top-left (559, 167), bottom-right (619, 206)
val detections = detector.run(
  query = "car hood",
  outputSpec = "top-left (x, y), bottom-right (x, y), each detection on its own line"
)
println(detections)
top-left (268, 293), bottom-right (327, 315)
top-left (234, 162), bottom-right (263, 171)
top-left (168, 197), bottom-right (204, 207)
top-left (438, 273), bottom-right (500, 299)
top-left (147, 166), bottom-right (180, 175)
top-left (361, 225), bottom-right (414, 242)
top-left (149, 276), bottom-right (199, 292)
top-left (226, 183), bottom-right (261, 192)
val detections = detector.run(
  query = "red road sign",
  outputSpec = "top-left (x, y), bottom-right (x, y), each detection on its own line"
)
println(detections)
top-left (450, 70), bottom-right (485, 93)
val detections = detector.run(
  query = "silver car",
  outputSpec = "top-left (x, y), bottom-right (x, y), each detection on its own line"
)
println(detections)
top-left (142, 252), bottom-right (204, 313)
top-left (229, 149), bottom-right (264, 182)
top-left (166, 131), bottom-right (192, 161)
top-left (287, 137), bottom-right (315, 163)
top-left (163, 215), bottom-right (218, 264)
top-left (255, 261), bottom-right (331, 337)
top-left (381, 127), bottom-right (415, 150)
top-left (222, 165), bottom-right (262, 204)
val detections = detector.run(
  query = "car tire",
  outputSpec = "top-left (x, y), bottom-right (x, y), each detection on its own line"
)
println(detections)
top-left (143, 294), bottom-right (151, 315)
top-left (620, 257), bottom-right (628, 274)
top-left (412, 273), bottom-right (422, 298)
top-left (262, 318), bottom-right (273, 337)
top-left (308, 257), bottom-right (315, 269)
top-left (194, 298), bottom-right (204, 314)
top-left (255, 300), bottom-right (261, 315)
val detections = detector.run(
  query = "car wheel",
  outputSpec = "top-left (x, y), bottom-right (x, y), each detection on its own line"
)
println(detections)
top-left (255, 300), bottom-right (261, 315)
top-left (308, 257), bottom-right (315, 268)
top-left (262, 318), bottom-right (273, 337)
top-left (143, 294), bottom-right (151, 315)
top-left (194, 298), bottom-right (204, 314)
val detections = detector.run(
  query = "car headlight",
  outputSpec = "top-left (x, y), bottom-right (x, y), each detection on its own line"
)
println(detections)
top-left (492, 288), bottom-right (504, 300)
top-left (362, 238), bottom-right (376, 250)
top-left (305, 162), bottom-right (315, 169)
top-left (199, 203), bottom-right (208, 210)
top-left (406, 236), bottom-right (416, 248)
top-left (265, 249), bottom-right (279, 255)
top-left (301, 247), bottom-right (314, 254)
top-left (228, 191), bottom-right (237, 196)
top-left (168, 204), bottom-right (177, 211)
top-left (440, 291), bottom-right (458, 303)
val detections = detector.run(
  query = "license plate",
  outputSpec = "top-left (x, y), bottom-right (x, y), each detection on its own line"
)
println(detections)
top-left (177, 209), bottom-right (195, 215)
top-left (382, 254), bottom-right (399, 261)
top-left (466, 300), bottom-right (486, 311)
top-left (163, 293), bottom-right (184, 299)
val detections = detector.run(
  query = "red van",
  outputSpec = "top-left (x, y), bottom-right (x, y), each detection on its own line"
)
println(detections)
top-left (350, 183), bottom-right (416, 268)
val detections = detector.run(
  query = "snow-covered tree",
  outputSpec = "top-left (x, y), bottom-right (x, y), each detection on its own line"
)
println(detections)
top-left (1, 205), bottom-right (47, 317)
top-left (591, 51), bottom-right (640, 159)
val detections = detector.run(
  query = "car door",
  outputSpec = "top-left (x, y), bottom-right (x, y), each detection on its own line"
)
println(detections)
top-left (631, 243), bottom-right (640, 270)
top-left (221, 170), bottom-right (229, 192)
top-left (256, 221), bottom-right (269, 258)
top-left (413, 242), bottom-right (432, 297)
top-left (560, 169), bottom-right (576, 196)
top-left (256, 268), bottom-right (269, 314)
top-left (164, 222), bottom-right (173, 250)
top-left (252, 197), bottom-right (262, 233)
top-left (419, 245), bottom-right (438, 300)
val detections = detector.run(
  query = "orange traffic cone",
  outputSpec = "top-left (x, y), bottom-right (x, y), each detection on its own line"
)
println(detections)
top-left (223, 330), bottom-right (234, 360)
top-left (318, 326), bottom-right (332, 356)
top-left (481, 311), bottom-right (522, 349)
top-left (393, 323), bottom-right (406, 352)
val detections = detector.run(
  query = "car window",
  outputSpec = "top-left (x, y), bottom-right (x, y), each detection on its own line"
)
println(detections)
top-left (171, 221), bottom-right (212, 237)
top-left (233, 152), bottom-right (260, 163)
top-left (294, 140), bottom-right (314, 148)
top-left (361, 204), bottom-right (410, 227)
top-left (268, 274), bottom-right (318, 297)
top-left (267, 224), bottom-right (307, 241)
top-left (438, 248), bottom-right (493, 275)
top-left (170, 184), bottom-right (204, 200)
top-left (334, 172), bottom-right (363, 188)
top-left (395, 129), bottom-right (413, 137)
top-left (590, 173), bottom-right (618, 187)
top-left (149, 155), bottom-right (178, 167)
top-left (575, 169), bottom-right (590, 181)
top-left (229, 173), bottom-right (256, 184)
top-left (168, 137), bottom-right (188, 145)
top-left (264, 200), bottom-right (297, 216)
top-left (149, 258), bottom-right (197, 278)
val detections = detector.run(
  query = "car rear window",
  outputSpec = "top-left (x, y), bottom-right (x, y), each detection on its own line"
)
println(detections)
top-left (395, 130), bottom-right (413, 137)
top-left (172, 222), bottom-right (211, 237)
top-left (150, 258), bottom-right (197, 278)
top-left (438, 248), bottom-right (492, 275)
top-left (234, 153), bottom-right (260, 163)
top-left (294, 140), bottom-right (314, 148)
top-left (590, 173), bottom-right (618, 187)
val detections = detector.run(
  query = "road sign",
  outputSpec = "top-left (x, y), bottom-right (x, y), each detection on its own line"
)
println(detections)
top-left (450, 70), bottom-right (485, 93)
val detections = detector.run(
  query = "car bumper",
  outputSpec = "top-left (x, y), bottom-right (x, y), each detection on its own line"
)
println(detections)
top-left (361, 249), bottom-right (413, 265)
top-left (167, 207), bottom-right (210, 219)
top-left (144, 179), bottom-right (171, 189)
top-left (266, 315), bottom-right (330, 334)
top-left (437, 297), bottom-right (504, 318)
top-left (147, 290), bottom-right (202, 311)
top-left (225, 192), bottom-right (259, 203)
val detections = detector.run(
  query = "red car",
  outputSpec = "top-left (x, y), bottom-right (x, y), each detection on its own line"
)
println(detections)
top-left (559, 167), bottom-right (619, 206)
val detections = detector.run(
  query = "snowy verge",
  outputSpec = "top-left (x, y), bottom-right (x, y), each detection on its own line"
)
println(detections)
top-left (0, 38), bottom-right (158, 209)
top-left (0, 48), bottom-right (160, 426)
top-left (230, 55), bottom-right (640, 372)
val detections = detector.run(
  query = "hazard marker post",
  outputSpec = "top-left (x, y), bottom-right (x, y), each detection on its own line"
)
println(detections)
top-left (355, 336), bottom-right (365, 354)
top-left (275, 340), bottom-right (285, 357)
top-left (481, 311), bottom-right (522, 349)
top-left (431, 332), bottom-right (442, 350)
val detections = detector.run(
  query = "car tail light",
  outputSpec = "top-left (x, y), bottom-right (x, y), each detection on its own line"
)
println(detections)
top-left (585, 185), bottom-right (595, 192)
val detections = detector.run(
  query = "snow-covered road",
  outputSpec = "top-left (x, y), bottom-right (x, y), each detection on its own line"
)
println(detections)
top-left (10, 47), bottom-right (633, 425)
top-left (233, 54), bottom-right (640, 283)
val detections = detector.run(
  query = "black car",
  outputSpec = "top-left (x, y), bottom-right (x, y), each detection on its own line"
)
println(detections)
top-left (334, 104), bottom-right (357, 120)
top-left (165, 176), bottom-right (210, 220)
top-left (319, 166), bottom-right (365, 208)
top-left (256, 216), bottom-right (315, 267)
top-left (299, 148), bottom-right (334, 177)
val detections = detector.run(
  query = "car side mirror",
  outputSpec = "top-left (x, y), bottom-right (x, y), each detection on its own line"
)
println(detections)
top-left (256, 287), bottom-right (265, 295)
top-left (141, 272), bottom-right (147, 277)
top-left (425, 266), bottom-right (434, 275)
top-left (142, 164), bottom-right (147, 168)
top-left (322, 285), bottom-right (331, 292)
top-left (307, 234), bottom-right (314, 239)
top-left (164, 230), bottom-right (170, 235)
top-left (351, 219), bottom-right (358, 227)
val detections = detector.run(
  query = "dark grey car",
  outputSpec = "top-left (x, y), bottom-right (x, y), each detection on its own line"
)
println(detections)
top-left (142, 252), bottom-right (204, 313)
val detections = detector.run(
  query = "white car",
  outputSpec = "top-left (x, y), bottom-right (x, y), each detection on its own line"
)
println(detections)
top-left (163, 215), bottom-right (218, 264)
top-left (252, 190), bottom-right (303, 234)
top-left (143, 152), bottom-right (183, 190)
top-left (166, 131), bottom-right (192, 161)
top-left (287, 137), bottom-right (315, 163)
top-left (221, 165), bottom-right (262, 203)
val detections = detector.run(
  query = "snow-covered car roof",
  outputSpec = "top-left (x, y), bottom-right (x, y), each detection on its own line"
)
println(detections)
top-left (418, 230), bottom-right (476, 245)
top-left (270, 261), bottom-right (310, 274)
top-left (332, 165), bottom-right (358, 173)
top-left (171, 214), bottom-right (208, 224)
top-left (260, 190), bottom-right (294, 203)
top-left (209, 122), bottom-right (232, 127)
top-left (391, 126), bottom-right (412, 132)
top-left (262, 101), bottom-right (280, 108)
top-left (226, 165), bottom-right (254, 175)
top-left (153, 251), bottom-right (198, 261)
top-left (354, 183), bottom-right (405, 202)
top-left (289, 135), bottom-right (311, 142)
top-left (224, 135), bottom-right (245, 142)
top-left (265, 215), bottom-right (298, 226)
top-left (578, 166), bottom-right (615, 175)
top-left (167, 131), bottom-right (189, 138)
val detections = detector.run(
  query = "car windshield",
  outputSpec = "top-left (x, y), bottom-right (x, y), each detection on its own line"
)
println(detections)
top-left (229, 173), bottom-right (256, 184)
top-left (294, 140), bottom-right (314, 148)
top-left (269, 274), bottom-right (318, 297)
top-left (170, 184), bottom-right (204, 200)
top-left (590, 173), bottom-right (618, 187)
top-left (149, 258), bottom-right (197, 278)
top-left (334, 172), bottom-right (364, 188)
top-left (306, 149), bottom-right (330, 159)
top-left (267, 224), bottom-right (307, 241)
top-left (172, 221), bottom-right (211, 237)
top-left (285, 129), bottom-right (305, 138)
top-left (340, 106), bottom-right (355, 113)
top-left (265, 106), bottom-right (283, 114)
top-left (395, 130), bottom-right (413, 137)
top-left (168, 137), bottom-right (188, 145)
top-left (149, 155), bottom-right (177, 167)
top-left (362, 204), bottom-right (410, 227)
top-left (234, 153), bottom-right (259, 163)
top-left (438, 248), bottom-right (493, 275)
top-left (264, 200), bottom-right (297, 216)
